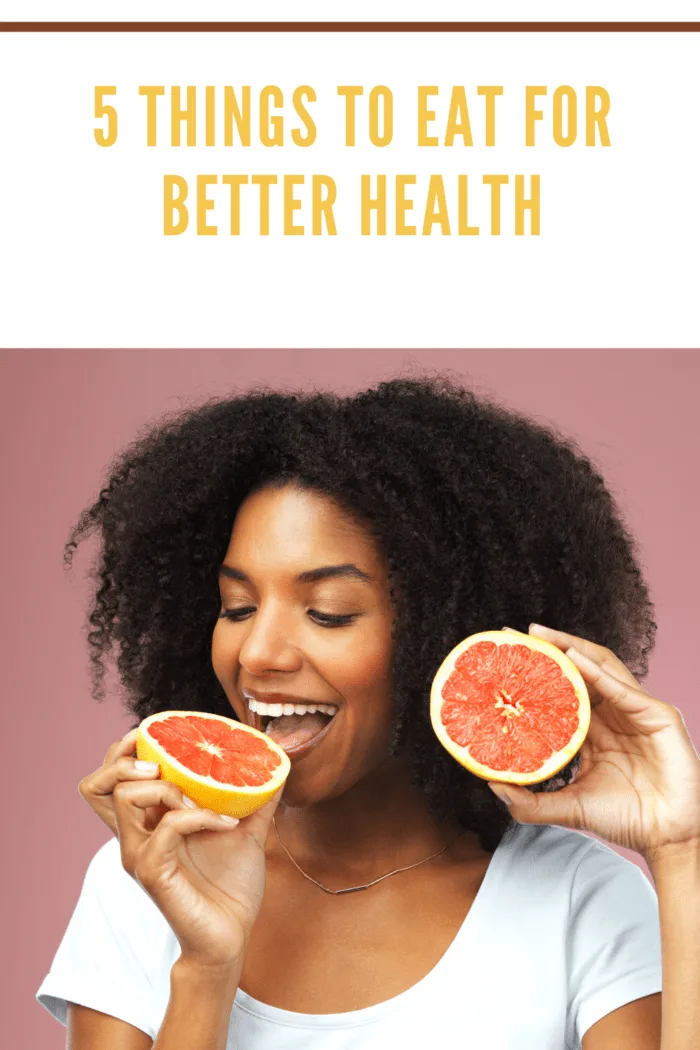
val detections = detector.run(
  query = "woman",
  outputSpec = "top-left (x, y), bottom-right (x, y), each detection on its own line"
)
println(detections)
top-left (36, 376), bottom-right (700, 1050)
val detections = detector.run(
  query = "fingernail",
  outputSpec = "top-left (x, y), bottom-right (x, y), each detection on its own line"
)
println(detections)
top-left (529, 623), bottom-right (551, 634)
top-left (489, 784), bottom-right (513, 807)
top-left (182, 796), bottom-right (200, 808)
top-left (566, 646), bottom-right (594, 667)
top-left (134, 760), bottom-right (159, 772)
top-left (122, 728), bottom-right (137, 739)
top-left (219, 815), bottom-right (239, 824)
top-left (501, 627), bottom-right (519, 634)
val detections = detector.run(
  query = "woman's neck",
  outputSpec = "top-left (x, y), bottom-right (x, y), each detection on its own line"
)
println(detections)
top-left (273, 756), bottom-right (471, 882)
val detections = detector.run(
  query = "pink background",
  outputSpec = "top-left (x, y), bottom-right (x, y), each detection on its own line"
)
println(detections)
top-left (3, 348), bottom-right (699, 1048)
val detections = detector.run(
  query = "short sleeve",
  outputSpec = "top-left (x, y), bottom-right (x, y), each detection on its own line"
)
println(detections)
top-left (36, 838), bottom-right (170, 1039)
top-left (566, 842), bottom-right (662, 1047)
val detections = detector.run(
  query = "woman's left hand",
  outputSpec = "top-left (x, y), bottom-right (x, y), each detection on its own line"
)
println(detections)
top-left (488, 624), bottom-right (700, 865)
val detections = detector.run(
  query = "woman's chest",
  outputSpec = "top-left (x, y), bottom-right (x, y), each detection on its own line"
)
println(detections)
top-left (239, 857), bottom-right (491, 1014)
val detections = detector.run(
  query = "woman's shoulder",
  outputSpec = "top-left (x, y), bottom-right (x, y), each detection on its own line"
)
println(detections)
top-left (489, 822), bottom-right (660, 970)
top-left (36, 837), bottom-right (180, 1035)
top-left (84, 834), bottom-right (142, 891)
top-left (80, 836), bottom-right (175, 938)
top-left (500, 818), bottom-right (601, 866)
top-left (500, 820), bottom-right (657, 900)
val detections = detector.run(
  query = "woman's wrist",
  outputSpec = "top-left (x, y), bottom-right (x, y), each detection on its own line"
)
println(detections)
top-left (171, 952), bottom-right (244, 998)
top-left (643, 838), bottom-right (700, 875)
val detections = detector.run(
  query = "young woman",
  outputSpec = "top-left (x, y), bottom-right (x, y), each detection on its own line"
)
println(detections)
top-left (37, 377), bottom-right (700, 1050)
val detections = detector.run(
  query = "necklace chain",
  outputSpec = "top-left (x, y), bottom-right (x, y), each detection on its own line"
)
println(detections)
top-left (272, 816), bottom-right (462, 895)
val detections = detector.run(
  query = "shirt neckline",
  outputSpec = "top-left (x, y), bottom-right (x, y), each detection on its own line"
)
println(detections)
top-left (234, 819), bottom-right (520, 1030)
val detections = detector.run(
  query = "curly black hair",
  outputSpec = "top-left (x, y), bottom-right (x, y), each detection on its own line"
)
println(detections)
top-left (65, 374), bottom-right (656, 854)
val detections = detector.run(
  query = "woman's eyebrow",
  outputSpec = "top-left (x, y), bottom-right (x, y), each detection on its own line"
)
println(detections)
top-left (218, 563), bottom-right (373, 583)
top-left (298, 564), bottom-right (373, 584)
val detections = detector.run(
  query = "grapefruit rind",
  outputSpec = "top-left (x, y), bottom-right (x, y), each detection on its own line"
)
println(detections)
top-left (136, 710), bottom-right (291, 819)
top-left (430, 630), bottom-right (590, 786)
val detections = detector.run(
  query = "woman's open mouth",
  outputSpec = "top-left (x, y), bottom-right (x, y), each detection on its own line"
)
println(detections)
top-left (242, 691), bottom-right (339, 760)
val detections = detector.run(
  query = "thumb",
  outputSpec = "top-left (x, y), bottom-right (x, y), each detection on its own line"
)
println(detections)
top-left (237, 785), bottom-right (285, 847)
top-left (488, 782), bottom-right (581, 829)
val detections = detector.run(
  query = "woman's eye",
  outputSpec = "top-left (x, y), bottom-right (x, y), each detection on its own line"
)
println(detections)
top-left (219, 606), bottom-right (255, 622)
top-left (218, 607), bottom-right (357, 628)
top-left (309, 610), bottom-right (358, 628)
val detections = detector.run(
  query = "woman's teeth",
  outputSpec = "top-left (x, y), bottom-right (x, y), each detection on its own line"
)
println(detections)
top-left (245, 697), bottom-right (338, 718)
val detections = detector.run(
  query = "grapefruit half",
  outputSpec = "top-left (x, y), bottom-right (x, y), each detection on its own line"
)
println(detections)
top-left (430, 630), bottom-right (590, 786)
top-left (136, 711), bottom-right (291, 818)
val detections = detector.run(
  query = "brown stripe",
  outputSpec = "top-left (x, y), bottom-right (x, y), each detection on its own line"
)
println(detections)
top-left (1, 22), bottom-right (699, 33)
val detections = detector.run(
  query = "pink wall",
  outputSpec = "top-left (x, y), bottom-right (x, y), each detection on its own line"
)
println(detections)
top-left (4, 348), bottom-right (699, 1048)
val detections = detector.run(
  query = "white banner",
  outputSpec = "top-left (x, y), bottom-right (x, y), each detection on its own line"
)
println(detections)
top-left (1, 30), bottom-right (698, 347)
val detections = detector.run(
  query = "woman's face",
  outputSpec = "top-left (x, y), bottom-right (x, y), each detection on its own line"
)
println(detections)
top-left (211, 483), bottom-right (396, 807)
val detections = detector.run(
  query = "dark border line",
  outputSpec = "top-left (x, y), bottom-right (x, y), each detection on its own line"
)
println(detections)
top-left (1, 21), bottom-right (700, 32)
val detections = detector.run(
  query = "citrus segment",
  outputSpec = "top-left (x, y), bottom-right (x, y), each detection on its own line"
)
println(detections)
top-left (136, 710), bottom-right (291, 818)
top-left (431, 630), bottom-right (590, 786)
top-left (147, 715), bottom-right (282, 787)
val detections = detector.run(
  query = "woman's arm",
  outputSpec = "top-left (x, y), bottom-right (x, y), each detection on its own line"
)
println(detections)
top-left (647, 843), bottom-right (700, 1050)
top-left (491, 625), bottom-right (700, 1050)
top-left (152, 958), bottom-right (241, 1050)
top-left (582, 843), bottom-right (700, 1050)
top-left (66, 958), bottom-right (242, 1050)
top-left (67, 1003), bottom-right (153, 1049)
top-left (581, 993), bottom-right (660, 1050)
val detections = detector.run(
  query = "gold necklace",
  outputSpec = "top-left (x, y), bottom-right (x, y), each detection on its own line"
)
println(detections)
top-left (272, 816), bottom-right (462, 896)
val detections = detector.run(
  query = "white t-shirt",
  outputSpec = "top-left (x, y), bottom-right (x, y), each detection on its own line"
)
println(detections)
top-left (36, 820), bottom-right (662, 1049)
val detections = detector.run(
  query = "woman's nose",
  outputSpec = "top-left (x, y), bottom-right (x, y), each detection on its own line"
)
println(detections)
top-left (237, 608), bottom-right (303, 676)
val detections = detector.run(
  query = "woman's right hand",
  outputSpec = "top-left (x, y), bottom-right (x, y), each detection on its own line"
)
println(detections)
top-left (78, 727), bottom-right (162, 836)
top-left (79, 728), bottom-right (281, 971)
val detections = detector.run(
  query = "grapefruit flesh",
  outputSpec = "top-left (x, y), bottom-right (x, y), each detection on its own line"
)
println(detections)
top-left (431, 630), bottom-right (590, 786)
top-left (136, 711), bottom-right (291, 818)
